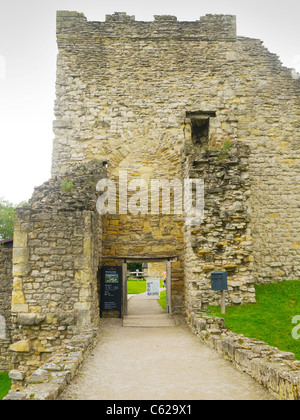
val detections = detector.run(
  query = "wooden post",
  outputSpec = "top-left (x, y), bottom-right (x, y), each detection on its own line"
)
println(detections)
top-left (166, 260), bottom-right (172, 316)
top-left (221, 290), bottom-right (226, 314)
top-left (122, 260), bottom-right (128, 316)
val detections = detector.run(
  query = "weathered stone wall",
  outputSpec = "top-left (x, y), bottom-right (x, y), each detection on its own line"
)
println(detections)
top-left (237, 40), bottom-right (300, 284)
top-left (4, 9), bottom-right (299, 394)
top-left (52, 10), bottom-right (300, 293)
top-left (4, 310), bottom-right (300, 400)
top-left (5, 328), bottom-right (99, 399)
top-left (147, 262), bottom-right (166, 277)
top-left (9, 161), bottom-right (105, 381)
top-left (183, 143), bottom-right (254, 316)
top-left (0, 247), bottom-right (13, 371)
top-left (102, 205), bottom-right (185, 312)
top-left (52, 12), bottom-right (238, 177)
top-left (189, 313), bottom-right (300, 400)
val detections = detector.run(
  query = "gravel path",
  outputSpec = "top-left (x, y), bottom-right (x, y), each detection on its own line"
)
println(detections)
top-left (60, 294), bottom-right (273, 400)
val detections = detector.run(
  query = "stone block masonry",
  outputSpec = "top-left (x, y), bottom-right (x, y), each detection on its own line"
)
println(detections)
top-left (189, 313), bottom-right (300, 400)
top-left (9, 161), bottom-right (106, 382)
top-left (183, 143), bottom-right (254, 316)
top-left (0, 248), bottom-right (13, 371)
top-left (4, 328), bottom-right (99, 400)
top-left (52, 10), bottom-right (300, 290)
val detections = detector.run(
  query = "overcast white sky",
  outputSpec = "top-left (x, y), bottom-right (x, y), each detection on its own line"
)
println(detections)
top-left (0, 0), bottom-right (299, 204)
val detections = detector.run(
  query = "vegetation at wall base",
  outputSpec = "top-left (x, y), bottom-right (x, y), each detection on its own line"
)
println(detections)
top-left (0, 372), bottom-right (11, 400)
top-left (207, 280), bottom-right (300, 360)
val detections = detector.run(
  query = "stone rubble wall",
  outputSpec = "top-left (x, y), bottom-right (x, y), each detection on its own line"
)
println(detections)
top-left (189, 313), bottom-right (300, 400)
top-left (52, 11), bottom-right (239, 178)
top-left (52, 11), bottom-right (300, 288)
top-left (4, 314), bottom-right (300, 400)
top-left (9, 161), bottom-right (105, 382)
top-left (183, 144), bottom-right (255, 316)
top-left (4, 328), bottom-right (99, 400)
top-left (0, 248), bottom-right (13, 371)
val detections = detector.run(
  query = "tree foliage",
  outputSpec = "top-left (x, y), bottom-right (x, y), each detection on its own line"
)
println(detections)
top-left (0, 198), bottom-right (27, 241)
top-left (127, 262), bottom-right (143, 272)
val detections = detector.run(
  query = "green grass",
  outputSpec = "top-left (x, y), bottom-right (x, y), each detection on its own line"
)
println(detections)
top-left (206, 280), bottom-right (300, 359)
top-left (127, 279), bottom-right (164, 295)
top-left (127, 279), bottom-right (167, 310)
top-left (0, 372), bottom-right (11, 400)
top-left (127, 278), bottom-right (147, 294)
top-left (158, 290), bottom-right (167, 310)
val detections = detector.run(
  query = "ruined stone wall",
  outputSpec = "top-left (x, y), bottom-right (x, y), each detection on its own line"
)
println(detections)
top-left (189, 313), bottom-right (300, 400)
top-left (233, 38), bottom-right (300, 283)
top-left (52, 12), bottom-right (237, 177)
top-left (0, 247), bottom-right (13, 371)
top-left (183, 144), bottom-right (254, 316)
top-left (9, 162), bottom-right (104, 379)
top-left (52, 11), bottom-right (300, 292)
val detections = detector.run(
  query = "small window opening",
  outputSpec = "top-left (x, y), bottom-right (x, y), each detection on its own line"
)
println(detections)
top-left (186, 111), bottom-right (216, 148)
top-left (191, 118), bottom-right (209, 145)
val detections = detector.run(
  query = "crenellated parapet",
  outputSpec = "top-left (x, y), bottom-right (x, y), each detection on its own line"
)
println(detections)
top-left (56, 11), bottom-right (236, 41)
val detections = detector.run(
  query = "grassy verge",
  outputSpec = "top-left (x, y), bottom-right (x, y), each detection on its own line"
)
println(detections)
top-left (158, 290), bottom-right (167, 310)
top-left (0, 372), bottom-right (11, 400)
top-left (207, 280), bottom-right (300, 360)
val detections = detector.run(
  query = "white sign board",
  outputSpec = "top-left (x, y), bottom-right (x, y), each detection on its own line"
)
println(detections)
top-left (146, 278), bottom-right (160, 299)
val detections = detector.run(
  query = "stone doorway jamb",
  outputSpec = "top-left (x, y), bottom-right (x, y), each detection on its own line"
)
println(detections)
top-left (110, 256), bottom-right (177, 316)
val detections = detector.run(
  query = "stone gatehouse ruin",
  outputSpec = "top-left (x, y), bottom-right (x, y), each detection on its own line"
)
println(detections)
top-left (0, 11), bottom-right (299, 385)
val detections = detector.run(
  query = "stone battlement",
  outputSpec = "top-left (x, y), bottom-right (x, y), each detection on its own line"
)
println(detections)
top-left (56, 11), bottom-right (236, 40)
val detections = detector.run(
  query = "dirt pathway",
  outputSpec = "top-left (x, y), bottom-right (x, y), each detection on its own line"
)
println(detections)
top-left (60, 294), bottom-right (273, 400)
